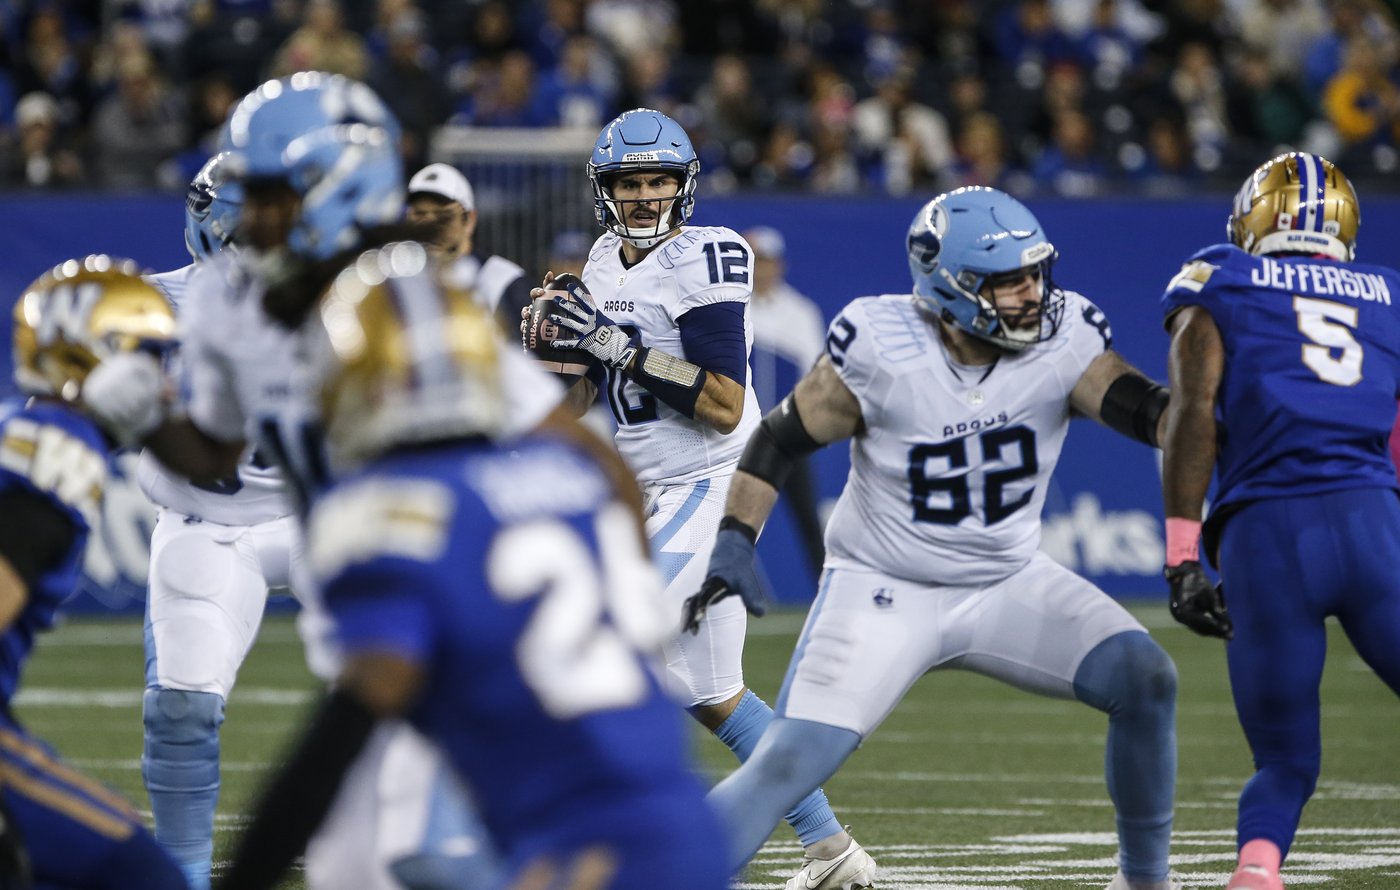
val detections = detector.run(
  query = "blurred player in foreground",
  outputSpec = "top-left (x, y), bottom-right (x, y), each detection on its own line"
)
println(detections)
top-left (530, 107), bottom-right (873, 888)
top-left (1160, 152), bottom-right (1400, 890)
top-left (136, 152), bottom-right (302, 890)
top-left (218, 245), bottom-right (727, 890)
top-left (687, 187), bottom-right (1180, 890)
top-left (82, 71), bottom-right (644, 890)
top-left (2, 257), bottom-right (185, 888)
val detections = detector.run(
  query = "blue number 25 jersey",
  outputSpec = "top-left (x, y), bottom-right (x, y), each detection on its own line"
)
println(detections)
top-left (307, 435), bottom-right (725, 888)
top-left (1162, 243), bottom-right (1400, 513)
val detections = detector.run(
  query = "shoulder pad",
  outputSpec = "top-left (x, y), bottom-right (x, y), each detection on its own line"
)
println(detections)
top-left (1057, 290), bottom-right (1114, 354)
top-left (0, 407), bottom-right (107, 528)
top-left (651, 227), bottom-right (752, 279)
top-left (308, 474), bottom-right (455, 581)
top-left (826, 294), bottom-right (931, 373)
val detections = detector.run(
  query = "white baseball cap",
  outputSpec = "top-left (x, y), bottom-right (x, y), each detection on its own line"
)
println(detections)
top-left (745, 225), bottom-right (786, 259)
top-left (407, 163), bottom-right (475, 211)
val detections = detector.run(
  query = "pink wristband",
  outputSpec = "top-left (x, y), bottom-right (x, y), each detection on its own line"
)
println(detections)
top-left (1165, 517), bottom-right (1201, 566)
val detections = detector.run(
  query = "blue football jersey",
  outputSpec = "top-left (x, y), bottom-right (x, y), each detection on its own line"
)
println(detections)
top-left (308, 435), bottom-right (723, 877)
top-left (0, 399), bottom-right (108, 705)
top-left (1162, 244), bottom-right (1400, 513)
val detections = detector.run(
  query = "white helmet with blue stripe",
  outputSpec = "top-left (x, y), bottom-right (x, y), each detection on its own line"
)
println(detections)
top-left (219, 72), bottom-right (404, 260)
top-left (907, 186), bottom-right (1064, 352)
top-left (587, 108), bottom-right (699, 249)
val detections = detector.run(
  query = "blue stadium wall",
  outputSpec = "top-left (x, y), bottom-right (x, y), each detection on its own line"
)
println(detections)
top-left (4, 193), bottom-right (1398, 612)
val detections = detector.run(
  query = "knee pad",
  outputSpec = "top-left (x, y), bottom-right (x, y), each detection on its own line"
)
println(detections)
top-left (143, 688), bottom-right (225, 792)
top-left (143, 688), bottom-right (225, 743)
top-left (1074, 631), bottom-right (1178, 717)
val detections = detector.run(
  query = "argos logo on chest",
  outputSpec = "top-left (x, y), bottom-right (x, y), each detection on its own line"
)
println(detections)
top-left (942, 412), bottom-right (1009, 439)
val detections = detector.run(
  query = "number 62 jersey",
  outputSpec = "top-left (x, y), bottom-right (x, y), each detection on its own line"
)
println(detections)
top-left (1162, 243), bottom-right (1400, 513)
top-left (822, 291), bottom-right (1112, 587)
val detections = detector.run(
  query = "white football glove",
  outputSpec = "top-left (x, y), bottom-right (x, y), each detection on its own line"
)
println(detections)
top-left (548, 297), bottom-right (637, 370)
top-left (81, 351), bottom-right (167, 446)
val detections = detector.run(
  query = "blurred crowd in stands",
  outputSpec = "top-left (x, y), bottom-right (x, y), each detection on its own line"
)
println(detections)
top-left (2, 0), bottom-right (1398, 195)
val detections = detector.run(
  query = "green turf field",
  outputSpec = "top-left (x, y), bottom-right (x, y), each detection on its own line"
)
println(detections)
top-left (15, 604), bottom-right (1398, 889)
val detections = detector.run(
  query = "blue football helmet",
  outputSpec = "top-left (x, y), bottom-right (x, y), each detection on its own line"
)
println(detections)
top-left (184, 152), bottom-right (243, 261)
top-left (907, 187), bottom-right (1063, 351)
top-left (587, 108), bottom-right (699, 249)
top-left (219, 72), bottom-right (404, 260)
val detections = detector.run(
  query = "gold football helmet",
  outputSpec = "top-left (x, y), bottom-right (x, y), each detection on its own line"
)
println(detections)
top-left (310, 241), bottom-right (506, 469)
top-left (1227, 152), bottom-right (1360, 262)
top-left (13, 255), bottom-right (177, 402)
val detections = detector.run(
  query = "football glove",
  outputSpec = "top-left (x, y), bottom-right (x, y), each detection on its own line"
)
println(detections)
top-left (682, 527), bottom-right (768, 634)
top-left (1165, 559), bottom-right (1233, 639)
top-left (81, 351), bottom-right (166, 447)
top-left (547, 297), bottom-right (638, 370)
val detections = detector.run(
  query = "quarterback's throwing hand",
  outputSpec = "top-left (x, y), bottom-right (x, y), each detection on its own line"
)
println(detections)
top-left (1165, 559), bottom-right (1233, 639)
top-left (548, 297), bottom-right (637, 370)
top-left (682, 527), bottom-right (767, 634)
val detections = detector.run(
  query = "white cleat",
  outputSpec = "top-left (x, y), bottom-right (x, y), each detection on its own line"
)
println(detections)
top-left (784, 837), bottom-right (877, 890)
top-left (1105, 869), bottom-right (1182, 890)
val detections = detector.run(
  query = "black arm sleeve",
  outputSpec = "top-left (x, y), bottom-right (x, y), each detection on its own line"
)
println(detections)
top-left (736, 394), bottom-right (824, 490)
top-left (1099, 373), bottom-right (1170, 448)
top-left (0, 489), bottom-right (78, 589)
top-left (217, 689), bottom-right (378, 890)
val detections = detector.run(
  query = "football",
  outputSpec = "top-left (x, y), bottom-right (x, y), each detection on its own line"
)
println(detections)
top-left (523, 272), bottom-right (599, 382)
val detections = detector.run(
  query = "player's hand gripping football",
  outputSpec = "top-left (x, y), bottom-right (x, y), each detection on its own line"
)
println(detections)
top-left (682, 526), bottom-right (769, 634)
top-left (548, 293), bottom-right (637, 370)
top-left (1165, 559), bottom-right (1233, 639)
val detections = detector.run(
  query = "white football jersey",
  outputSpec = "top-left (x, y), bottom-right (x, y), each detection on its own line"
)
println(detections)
top-left (823, 290), bottom-right (1111, 585)
top-left (179, 250), bottom-right (564, 516)
top-left (138, 262), bottom-right (291, 526)
top-left (582, 227), bottom-right (761, 485)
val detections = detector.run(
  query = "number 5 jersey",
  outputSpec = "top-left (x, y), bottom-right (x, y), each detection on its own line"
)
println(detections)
top-left (1161, 243), bottom-right (1400, 514)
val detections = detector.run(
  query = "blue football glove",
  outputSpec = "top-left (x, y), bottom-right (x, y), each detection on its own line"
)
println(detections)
top-left (548, 297), bottom-right (638, 370)
top-left (682, 527), bottom-right (768, 635)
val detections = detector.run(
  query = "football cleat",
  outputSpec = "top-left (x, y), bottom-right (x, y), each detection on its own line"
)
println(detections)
top-left (1226, 863), bottom-right (1284, 890)
top-left (784, 836), bottom-right (876, 890)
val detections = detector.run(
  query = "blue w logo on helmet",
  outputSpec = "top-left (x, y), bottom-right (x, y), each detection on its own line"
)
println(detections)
top-left (587, 108), bottom-right (700, 249)
top-left (219, 72), bottom-right (404, 260)
top-left (907, 187), bottom-right (1063, 352)
top-left (185, 152), bottom-right (243, 261)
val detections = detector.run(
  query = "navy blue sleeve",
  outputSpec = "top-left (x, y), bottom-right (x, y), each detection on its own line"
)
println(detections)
top-left (678, 301), bottom-right (748, 385)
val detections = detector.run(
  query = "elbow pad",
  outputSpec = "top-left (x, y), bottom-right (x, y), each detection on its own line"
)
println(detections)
top-left (736, 395), bottom-right (822, 489)
top-left (1100, 374), bottom-right (1169, 447)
